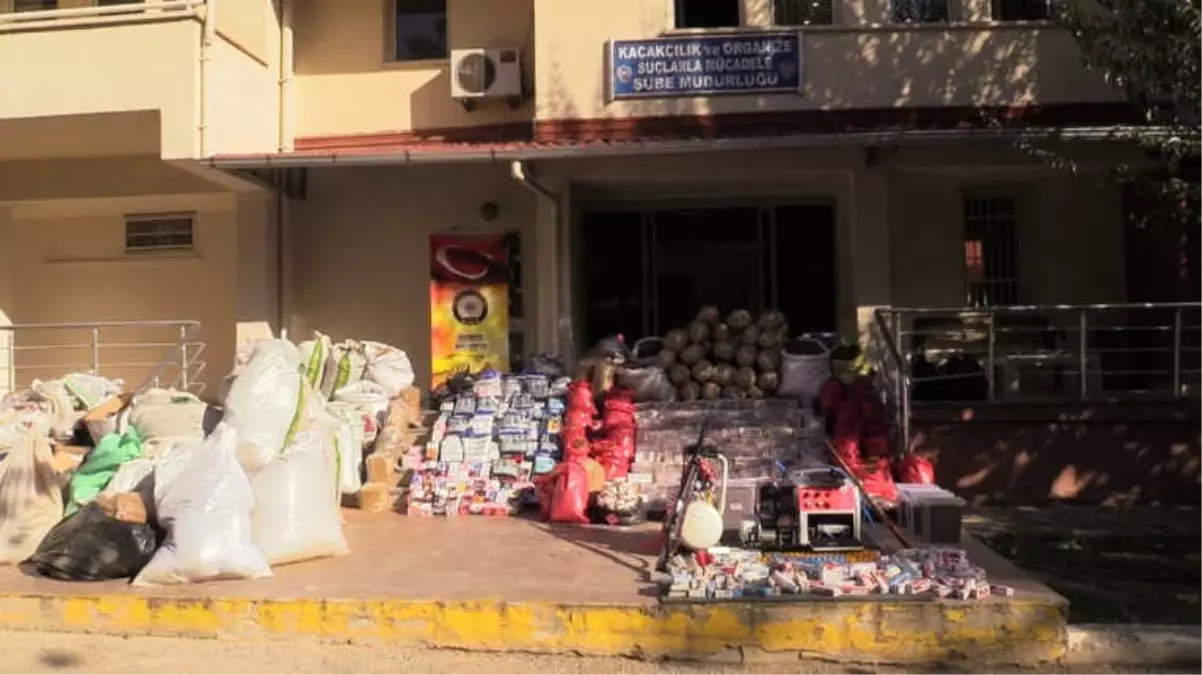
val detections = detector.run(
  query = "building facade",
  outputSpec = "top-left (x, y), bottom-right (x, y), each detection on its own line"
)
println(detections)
top-left (0, 0), bottom-right (1157, 395)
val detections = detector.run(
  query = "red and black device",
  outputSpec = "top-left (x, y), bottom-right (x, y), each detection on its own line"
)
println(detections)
top-left (744, 467), bottom-right (863, 552)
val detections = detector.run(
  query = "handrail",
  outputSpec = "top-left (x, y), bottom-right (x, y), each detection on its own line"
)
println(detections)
top-left (0, 0), bottom-right (203, 22)
top-left (870, 302), bottom-right (1202, 456)
top-left (0, 320), bottom-right (206, 396)
top-left (882, 302), bottom-right (1202, 314)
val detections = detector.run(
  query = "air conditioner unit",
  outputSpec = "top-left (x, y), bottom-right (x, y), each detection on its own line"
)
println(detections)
top-left (450, 48), bottom-right (523, 100)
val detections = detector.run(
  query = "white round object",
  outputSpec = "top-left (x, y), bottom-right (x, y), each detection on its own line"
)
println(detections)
top-left (679, 501), bottom-right (724, 551)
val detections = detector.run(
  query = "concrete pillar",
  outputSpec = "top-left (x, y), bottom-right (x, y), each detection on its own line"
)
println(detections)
top-left (848, 167), bottom-right (892, 345)
top-left (0, 207), bottom-right (13, 394)
top-left (234, 191), bottom-right (279, 343)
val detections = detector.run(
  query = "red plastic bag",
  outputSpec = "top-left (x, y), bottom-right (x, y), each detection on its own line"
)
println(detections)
top-left (847, 376), bottom-right (876, 402)
top-left (861, 433), bottom-right (891, 461)
top-left (545, 462), bottom-right (590, 524)
top-left (561, 428), bottom-right (591, 462)
top-left (830, 436), bottom-right (862, 470)
top-left (895, 454), bottom-right (936, 484)
top-left (856, 458), bottom-right (899, 506)
top-left (833, 402), bottom-right (862, 438)
top-left (817, 378), bottom-right (846, 417)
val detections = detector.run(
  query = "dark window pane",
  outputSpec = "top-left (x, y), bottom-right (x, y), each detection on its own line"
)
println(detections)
top-left (13, 0), bottom-right (56, 11)
top-left (891, 0), bottom-right (949, 23)
top-left (774, 0), bottom-right (833, 26)
top-left (992, 0), bottom-right (1050, 21)
top-left (395, 0), bottom-right (448, 61)
top-left (675, 0), bottom-right (741, 28)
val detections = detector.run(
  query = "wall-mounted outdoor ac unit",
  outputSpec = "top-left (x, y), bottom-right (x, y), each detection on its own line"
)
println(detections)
top-left (450, 48), bottom-right (523, 100)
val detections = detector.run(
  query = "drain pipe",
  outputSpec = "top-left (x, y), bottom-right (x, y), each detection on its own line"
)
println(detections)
top-left (277, 0), bottom-right (294, 152)
top-left (198, 0), bottom-right (218, 157)
top-left (510, 160), bottom-right (570, 360)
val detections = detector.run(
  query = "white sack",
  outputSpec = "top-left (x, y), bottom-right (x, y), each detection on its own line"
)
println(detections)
top-left (362, 341), bottom-right (414, 398)
top-left (319, 341), bottom-right (366, 400)
top-left (333, 417), bottom-right (363, 495)
top-left (0, 431), bottom-right (64, 564)
top-left (100, 457), bottom-right (156, 496)
top-left (63, 372), bottom-right (123, 411)
top-left (297, 332), bottom-right (332, 390)
top-left (333, 381), bottom-right (390, 424)
top-left (221, 339), bottom-right (303, 476)
top-left (27, 379), bottom-right (80, 443)
top-left (251, 429), bottom-right (349, 565)
top-left (133, 425), bottom-right (271, 586)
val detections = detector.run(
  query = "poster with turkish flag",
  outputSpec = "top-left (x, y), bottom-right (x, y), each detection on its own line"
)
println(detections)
top-left (429, 233), bottom-right (510, 389)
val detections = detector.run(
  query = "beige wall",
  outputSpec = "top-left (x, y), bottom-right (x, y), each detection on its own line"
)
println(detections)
top-left (292, 0), bottom-right (534, 138)
top-left (1, 191), bottom-right (241, 397)
top-left (0, 19), bottom-right (201, 159)
top-left (278, 143), bottom-right (1129, 381)
top-left (534, 0), bottom-right (1119, 122)
top-left (208, 34), bottom-right (280, 155)
top-left (287, 163), bottom-right (537, 387)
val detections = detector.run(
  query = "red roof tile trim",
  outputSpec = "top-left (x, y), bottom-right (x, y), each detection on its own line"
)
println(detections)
top-left (288, 103), bottom-right (1140, 156)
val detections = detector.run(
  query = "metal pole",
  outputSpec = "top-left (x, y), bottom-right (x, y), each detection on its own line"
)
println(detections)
top-left (1078, 311), bottom-right (1088, 400)
top-left (179, 324), bottom-right (190, 391)
top-left (986, 311), bottom-right (996, 401)
top-left (90, 327), bottom-right (100, 375)
top-left (1172, 307), bottom-right (1182, 396)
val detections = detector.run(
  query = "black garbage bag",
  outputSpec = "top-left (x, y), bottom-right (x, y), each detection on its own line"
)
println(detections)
top-left (20, 503), bottom-right (159, 582)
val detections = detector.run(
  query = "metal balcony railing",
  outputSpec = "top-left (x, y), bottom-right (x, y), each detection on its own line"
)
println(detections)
top-left (0, 320), bottom-right (207, 396)
top-left (871, 302), bottom-right (1202, 453)
top-left (0, 0), bottom-right (204, 31)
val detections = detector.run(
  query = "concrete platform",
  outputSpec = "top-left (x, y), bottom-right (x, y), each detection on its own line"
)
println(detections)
top-left (0, 511), bottom-right (1069, 665)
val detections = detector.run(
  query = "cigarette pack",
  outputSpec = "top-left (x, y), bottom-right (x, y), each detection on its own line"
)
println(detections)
top-left (989, 584), bottom-right (1015, 597)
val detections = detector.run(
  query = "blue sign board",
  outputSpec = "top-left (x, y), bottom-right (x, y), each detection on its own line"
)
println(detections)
top-left (609, 32), bottom-right (802, 100)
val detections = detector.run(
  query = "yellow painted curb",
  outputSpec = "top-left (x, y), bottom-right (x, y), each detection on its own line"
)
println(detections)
top-left (0, 593), bottom-right (1068, 664)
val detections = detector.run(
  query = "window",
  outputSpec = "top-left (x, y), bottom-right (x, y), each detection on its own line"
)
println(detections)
top-left (12, 0), bottom-right (56, 11)
top-left (774, 0), bottom-right (833, 26)
top-left (97, 0), bottom-right (142, 6)
top-left (394, 0), bottom-right (447, 61)
top-left (674, 0), bottom-right (741, 29)
top-left (125, 215), bottom-right (195, 252)
top-left (891, 0), bottom-right (949, 23)
top-left (963, 194), bottom-right (1020, 307)
top-left (991, 0), bottom-right (1051, 21)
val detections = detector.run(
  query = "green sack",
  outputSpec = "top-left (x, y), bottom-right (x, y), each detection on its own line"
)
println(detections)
top-left (65, 427), bottom-right (144, 516)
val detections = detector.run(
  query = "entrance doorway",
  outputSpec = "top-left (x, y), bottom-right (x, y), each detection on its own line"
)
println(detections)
top-left (579, 203), bottom-right (837, 348)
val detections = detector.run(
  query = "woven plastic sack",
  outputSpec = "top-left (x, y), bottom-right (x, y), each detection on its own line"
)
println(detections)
top-left (297, 331), bottom-right (332, 389)
top-left (320, 340), bottom-right (367, 400)
top-left (221, 339), bottom-right (303, 477)
top-left (133, 424), bottom-right (271, 586)
top-left (362, 341), bottom-right (414, 398)
top-left (251, 430), bottom-right (349, 565)
top-left (778, 337), bottom-right (832, 402)
top-left (0, 432), bottom-right (63, 564)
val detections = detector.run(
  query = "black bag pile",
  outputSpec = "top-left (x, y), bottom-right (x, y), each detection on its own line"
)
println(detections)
top-left (20, 503), bottom-right (159, 582)
top-left (658, 306), bottom-right (789, 401)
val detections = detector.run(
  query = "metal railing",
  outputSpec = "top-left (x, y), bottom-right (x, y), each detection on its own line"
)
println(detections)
top-left (0, 0), bottom-right (205, 31)
top-left (871, 302), bottom-right (1202, 453)
top-left (0, 320), bottom-right (207, 396)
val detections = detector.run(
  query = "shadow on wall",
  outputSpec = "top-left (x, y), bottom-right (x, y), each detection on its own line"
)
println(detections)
top-left (912, 402), bottom-right (1202, 505)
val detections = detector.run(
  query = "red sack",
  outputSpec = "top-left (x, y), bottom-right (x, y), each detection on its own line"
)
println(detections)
top-left (895, 454), bottom-right (936, 485)
top-left (830, 436), bottom-right (862, 470)
top-left (861, 433), bottom-right (891, 461)
top-left (834, 402), bottom-right (862, 438)
top-left (547, 462), bottom-right (590, 524)
top-left (856, 458), bottom-right (899, 506)
top-left (847, 376), bottom-right (876, 402)
top-left (817, 378), bottom-right (847, 417)
top-left (561, 429), bottom-right (591, 462)
top-left (567, 381), bottom-right (597, 416)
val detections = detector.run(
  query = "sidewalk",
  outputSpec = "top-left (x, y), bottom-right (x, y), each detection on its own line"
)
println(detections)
top-left (0, 512), bottom-right (1069, 666)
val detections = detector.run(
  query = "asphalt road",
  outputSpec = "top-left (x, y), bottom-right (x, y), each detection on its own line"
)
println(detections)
top-left (0, 631), bottom-right (1193, 674)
